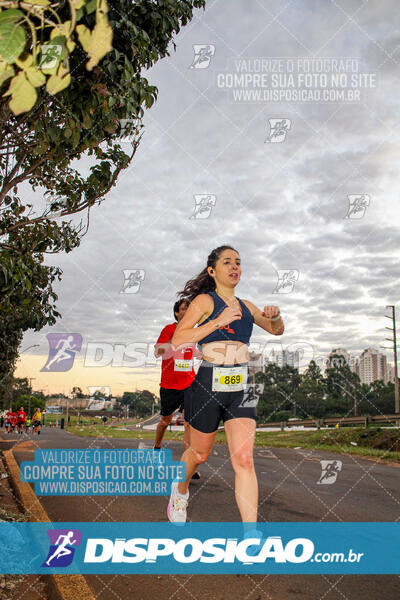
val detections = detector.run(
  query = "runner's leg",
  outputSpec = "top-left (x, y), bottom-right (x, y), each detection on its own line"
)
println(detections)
top-left (182, 411), bottom-right (190, 451)
top-left (154, 414), bottom-right (173, 448)
top-left (224, 417), bottom-right (258, 522)
top-left (177, 426), bottom-right (216, 495)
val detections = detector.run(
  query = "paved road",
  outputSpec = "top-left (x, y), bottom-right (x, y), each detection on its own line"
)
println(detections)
top-left (1, 427), bottom-right (399, 599)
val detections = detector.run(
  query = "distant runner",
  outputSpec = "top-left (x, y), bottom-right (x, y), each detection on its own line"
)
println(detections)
top-left (5, 408), bottom-right (16, 434)
top-left (16, 406), bottom-right (27, 434)
top-left (154, 299), bottom-right (202, 480)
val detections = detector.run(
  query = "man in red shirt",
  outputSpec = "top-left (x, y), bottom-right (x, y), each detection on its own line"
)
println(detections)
top-left (16, 406), bottom-right (27, 434)
top-left (154, 299), bottom-right (201, 479)
top-left (5, 409), bottom-right (16, 433)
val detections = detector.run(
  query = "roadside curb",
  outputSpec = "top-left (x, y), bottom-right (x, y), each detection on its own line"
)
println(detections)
top-left (3, 444), bottom-right (97, 600)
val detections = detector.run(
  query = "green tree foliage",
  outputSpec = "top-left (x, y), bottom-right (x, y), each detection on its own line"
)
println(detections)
top-left (121, 391), bottom-right (136, 406)
top-left (0, 375), bottom-right (44, 411)
top-left (358, 380), bottom-right (396, 416)
top-left (72, 386), bottom-right (85, 398)
top-left (298, 360), bottom-right (326, 418)
top-left (325, 353), bottom-right (361, 416)
top-left (0, 0), bottom-right (113, 115)
top-left (121, 389), bottom-right (156, 417)
top-left (0, 0), bottom-right (206, 386)
top-left (257, 363), bottom-right (301, 422)
top-left (134, 389), bottom-right (156, 417)
top-left (256, 359), bottom-right (395, 422)
top-left (13, 392), bottom-right (45, 412)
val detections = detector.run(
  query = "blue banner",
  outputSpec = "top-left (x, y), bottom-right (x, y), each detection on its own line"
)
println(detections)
top-left (0, 522), bottom-right (398, 574)
top-left (20, 449), bottom-right (184, 496)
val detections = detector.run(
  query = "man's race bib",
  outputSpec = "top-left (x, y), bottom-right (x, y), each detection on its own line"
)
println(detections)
top-left (212, 366), bottom-right (248, 392)
top-left (174, 359), bottom-right (193, 372)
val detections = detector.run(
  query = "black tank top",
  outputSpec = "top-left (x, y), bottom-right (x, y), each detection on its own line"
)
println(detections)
top-left (198, 291), bottom-right (254, 345)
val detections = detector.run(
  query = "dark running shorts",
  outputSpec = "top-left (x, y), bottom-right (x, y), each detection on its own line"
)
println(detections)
top-left (33, 420), bottom-right (41, 427)
top-left (184, 361), bottom-right (257, 434)
top-left (159, 387), bottom-right (185, 416)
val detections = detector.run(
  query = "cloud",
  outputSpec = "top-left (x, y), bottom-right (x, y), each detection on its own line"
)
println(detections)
top-left (19, 0), bottom-right (399, 394)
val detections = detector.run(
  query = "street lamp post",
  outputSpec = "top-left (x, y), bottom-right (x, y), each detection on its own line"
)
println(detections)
top-left (20, 344), bottom-right (39, 354)
top-left (28, 377), bottom-right (36, 416)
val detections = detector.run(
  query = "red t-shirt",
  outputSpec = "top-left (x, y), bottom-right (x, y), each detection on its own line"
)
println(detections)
top-left (155, 323), bottom-right (196, 390)
top-left (6, 411), bottom-right (15, 424)
top-left (17, 410), bottom-right (26, 423)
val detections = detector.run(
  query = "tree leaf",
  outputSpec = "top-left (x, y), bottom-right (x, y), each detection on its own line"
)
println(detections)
top-left (23, 0), bottom-right (50, 5)
top-left (75, 24), bottom-right (92, 52)
top-left (76, 12), bottom-right (113, 71)
top-left (15, 53), bottom-right (33, 68)
top-left (25, 66), bottom-right (46, 87)
top-left (85, 0), bottom-right (97, 15)
top-left (81, 110), bottom-right (93, 129)
top-left (0, 59), bottom-right (14, 85)
top-left (0, 21), bottom-right (26, 64)
top-left (0, 9), bottom-right (24, 24)
top-left (46, 71), bottom-right (71, 95)
top-left (3, 71), bottom-right (37, 114)
top-left (50, 24), bottom-right (72, 41)
top-left (70, 0), bottom-right (86, 9)
top-left (66, 39), bottom-right (76, 53)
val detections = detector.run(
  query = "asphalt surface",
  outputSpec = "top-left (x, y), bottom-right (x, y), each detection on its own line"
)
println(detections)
top-left (1, 426), bottom-right (399, 600)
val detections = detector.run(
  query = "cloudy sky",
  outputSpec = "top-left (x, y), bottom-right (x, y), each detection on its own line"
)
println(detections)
top-left (17, 0), bottom-right (400, 397)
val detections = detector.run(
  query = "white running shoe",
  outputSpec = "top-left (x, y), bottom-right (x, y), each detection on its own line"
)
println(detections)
top-left (243, 529), bottom-right (264, 557)
top-left (167, 481), bottom-right (188, 525)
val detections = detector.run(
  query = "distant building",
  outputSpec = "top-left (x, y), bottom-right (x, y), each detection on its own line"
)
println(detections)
top-left (248, 351), bottom-right (263, 378)
top-left (46, 396), bottom-right (117, 411)
top-left (328, 348), bottom-right (359, 376)
top-left (86, 397), bottom-right (117, 411)
top-left (358, 348), bottom-right (389, 384)
top-left (269, 349), bottom-right (300, 369)
top-left (46, 396), bottom-right (88, 409)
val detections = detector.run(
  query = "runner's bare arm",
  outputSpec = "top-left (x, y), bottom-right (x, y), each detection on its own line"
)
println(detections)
top-left (242, 299), bottom-right (284, 335)
top-left (171, 294), bottom-right (219, 347)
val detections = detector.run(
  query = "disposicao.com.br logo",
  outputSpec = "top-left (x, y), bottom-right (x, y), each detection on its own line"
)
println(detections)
top-left (82, 535), bottom-right (363, 566)
top-left (2, 522), bottom-right (389, 575)
top-left (39, 531), bottom-right (364, 570)
top-left (84, 535), bottom-right (312, 564)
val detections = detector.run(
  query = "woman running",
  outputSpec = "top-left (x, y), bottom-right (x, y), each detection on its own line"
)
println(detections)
top-left (167, 245), bottom-right (284, 525)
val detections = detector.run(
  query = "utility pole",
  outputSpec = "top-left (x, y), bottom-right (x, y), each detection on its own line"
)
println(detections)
top-left (28, 378), bottom-right (36, 416)
top-left (384, 305), bottom-right (399, 414)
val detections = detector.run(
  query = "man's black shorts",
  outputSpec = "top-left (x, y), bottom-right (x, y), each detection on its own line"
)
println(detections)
top-left (184, 361), bottom-right (257, 434)
top-left (159, 387), bottom-right (185, 416)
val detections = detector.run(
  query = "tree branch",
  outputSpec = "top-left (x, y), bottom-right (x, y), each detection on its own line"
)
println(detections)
top-left (0, 155), bottom-right (47, 204)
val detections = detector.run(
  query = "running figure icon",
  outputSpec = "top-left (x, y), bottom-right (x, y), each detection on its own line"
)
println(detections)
top-left (317, 460), bottom-right (342, 485)
top-left (45, 531), bottom-right (77, 566)
top-left (44, 336), bottom-right (76, 371)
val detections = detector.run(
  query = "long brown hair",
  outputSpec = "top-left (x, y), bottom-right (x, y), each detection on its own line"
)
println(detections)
top-left (177, 245), bottom-right (239, 303)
